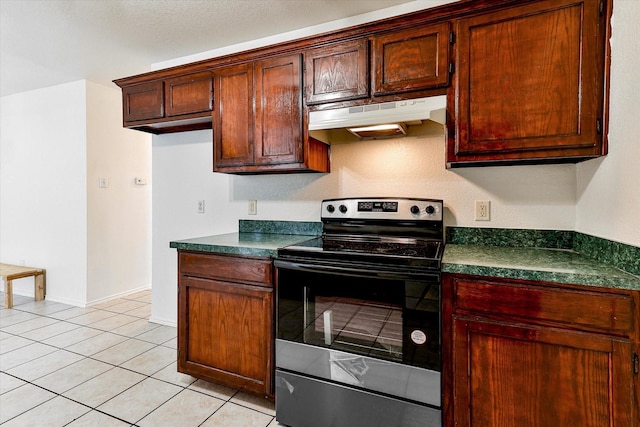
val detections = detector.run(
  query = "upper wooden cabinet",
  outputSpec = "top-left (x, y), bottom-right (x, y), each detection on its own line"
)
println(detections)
top-left (114, 0), bottom-right (611, 170)
top-left (212, 63), bottom-right (254, 169)
top-left (165, 72), bottom-right (213, 117)
top-left (254, 55), bottom-right (304, 167)
top-left (447, 0), bottom-right (609, 167)
top-left (372, 22), bottom-right (451, 96)
top-left (213, 53), bottom-right (329, 174)
top-left (304, 23), bottom-right (451, 105)
top-left (304, 39), bottom-right (369, 104)
top-left (122, 81), bottom-right (164, 123)
top-left (116, 71), bottom-right (213, 134)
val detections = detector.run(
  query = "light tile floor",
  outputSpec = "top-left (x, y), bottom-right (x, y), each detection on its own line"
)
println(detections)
top-left (0, 291), bottom-right (285, 426)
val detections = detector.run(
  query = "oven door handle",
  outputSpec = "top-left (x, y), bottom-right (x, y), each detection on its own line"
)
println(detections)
top-left (274, 259), bottom-right (439, 281)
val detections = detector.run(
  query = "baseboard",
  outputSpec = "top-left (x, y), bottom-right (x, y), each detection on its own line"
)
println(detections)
top-left (86, 284), bottom-right (152, 307)
top-left (149, 315), bottom-right (177, 328)
top-left (31, 293), bottom-right (87, 308)
top-left (10, 284), bottom-right (152, 308)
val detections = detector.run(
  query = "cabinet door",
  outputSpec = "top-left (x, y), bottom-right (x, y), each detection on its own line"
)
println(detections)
top-left (452, 317), bottom-right (635, 427)
top-left (372, 22), bottom-right (450, 95)
top-left (178, 276), bottom-right (273, 396)
top-left (165, 72), bottom-right (213, 117)
top-left (448, 0), bottom-right (607, 165)
top-left (254, 54), bottom-right (303, 166)
top-left (213, 63), bottom-right (254, 168)
top-left (305, 39), bottom-right (369, 104)
top-left (122, 80), bottom-right (164, 123)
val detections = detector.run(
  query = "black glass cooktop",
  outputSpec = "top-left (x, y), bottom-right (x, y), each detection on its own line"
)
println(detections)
top-left (279, 235), bottom-right (443, 270)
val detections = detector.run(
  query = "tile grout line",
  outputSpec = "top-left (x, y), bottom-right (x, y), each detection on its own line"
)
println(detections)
top-left (2, 292), bottom-right (279, 426)
top-left (1, 370), bottom-right (134, 426)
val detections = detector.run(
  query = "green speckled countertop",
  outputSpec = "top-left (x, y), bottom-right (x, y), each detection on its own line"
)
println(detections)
top-left (171, 222), bottom-right (640, 291)
top-left (443, 228), bottom-right (640, 291)
top-left (442, 245), bottom-right (640, 290)
top-left (169, 220), bottom-right (321, 258)
top-left (169, 232), bottom-right (317, 257)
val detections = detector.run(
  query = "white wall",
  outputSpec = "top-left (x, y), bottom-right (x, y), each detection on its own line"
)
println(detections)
top-left (1, 80), bottom-right (151, 306)
top-left (1, 81), bottom-right (88, 305)
top-left (151, 130), bottom-right (237, 324)
top-left (150, 0), bottom-right (639, 326)
top-left (576, 0), bottom-right (640, 246)
top-left (86, 81), bottom-right (152, 303)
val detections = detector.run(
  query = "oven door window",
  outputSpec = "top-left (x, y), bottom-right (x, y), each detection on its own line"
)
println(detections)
top-left (277, 267), bottom-right (440, 371)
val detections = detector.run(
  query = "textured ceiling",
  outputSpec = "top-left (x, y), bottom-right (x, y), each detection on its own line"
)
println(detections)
top-left (0, 0), bottom-right (440, 97)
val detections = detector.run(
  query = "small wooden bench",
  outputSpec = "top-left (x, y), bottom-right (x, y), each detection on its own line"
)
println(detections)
top-left (0, 263), bottom-right (46, 309)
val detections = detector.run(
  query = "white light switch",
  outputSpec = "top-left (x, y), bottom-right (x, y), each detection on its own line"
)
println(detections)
top-left (99, 177), bottom-right (109, 188)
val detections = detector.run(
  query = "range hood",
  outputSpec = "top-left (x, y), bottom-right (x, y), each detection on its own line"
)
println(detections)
top-left (308, 95), bottom-right (446, 144)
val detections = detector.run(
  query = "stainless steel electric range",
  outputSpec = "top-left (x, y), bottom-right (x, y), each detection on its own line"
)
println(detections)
top-left (274, 197), bottom-right (444, 427)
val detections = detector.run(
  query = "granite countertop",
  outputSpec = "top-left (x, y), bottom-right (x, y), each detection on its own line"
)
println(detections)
top-left (171, 222), bottom-right (640, 291)
top-left (442, 244), bottom-right (640, 291)
top-left (170, 220), bottom-right (322, 258)
top-left (170, 232), bottom-right (316, 258)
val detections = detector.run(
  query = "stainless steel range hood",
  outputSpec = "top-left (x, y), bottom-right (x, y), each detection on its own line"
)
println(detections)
top-left (308, 95), bottom-right (446, 144)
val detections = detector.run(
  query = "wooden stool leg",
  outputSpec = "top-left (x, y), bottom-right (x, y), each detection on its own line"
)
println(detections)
top-left (4, 279), bottom-right (13, 309)
top-left (35, 272), bottom-right (45, 301)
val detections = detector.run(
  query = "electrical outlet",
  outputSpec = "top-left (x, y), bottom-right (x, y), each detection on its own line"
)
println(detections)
top-left (248, 200), bottom-right (257, 215)
top-left (197, 200), bottom-right (205, 214)
top-left (475, 200), bottom-right (490, 221)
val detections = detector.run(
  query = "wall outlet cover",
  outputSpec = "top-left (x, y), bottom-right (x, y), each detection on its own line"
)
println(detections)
top-left (248, 200), bottom-right (257, 215)
top-left (475, 200), bottom-right (491, 221)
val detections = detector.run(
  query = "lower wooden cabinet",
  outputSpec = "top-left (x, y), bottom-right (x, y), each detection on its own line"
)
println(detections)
top-left (442, 274), bottom-right (639, 427)
top-left (177, 251), bottom-right (274, 398)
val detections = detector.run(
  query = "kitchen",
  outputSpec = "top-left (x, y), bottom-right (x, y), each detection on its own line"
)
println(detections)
top-left (1, 0), bottom-right (639, 426)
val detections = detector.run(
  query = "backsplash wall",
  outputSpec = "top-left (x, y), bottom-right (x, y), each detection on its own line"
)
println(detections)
top-left (150, 130), bottom-right (577, 325)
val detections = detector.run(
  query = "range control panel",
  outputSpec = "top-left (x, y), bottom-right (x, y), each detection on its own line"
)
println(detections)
top-left (357, 201), bottom-right (398, 212)
top-left (321, 198), bottom-right (443, 221)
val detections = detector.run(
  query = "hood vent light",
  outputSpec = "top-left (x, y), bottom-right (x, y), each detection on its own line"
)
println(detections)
top-left (347, 123), bottom-right (407, 139)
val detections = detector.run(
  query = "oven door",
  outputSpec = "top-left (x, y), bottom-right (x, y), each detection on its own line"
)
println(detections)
top-left (274, 258), bottom-right (441, 407)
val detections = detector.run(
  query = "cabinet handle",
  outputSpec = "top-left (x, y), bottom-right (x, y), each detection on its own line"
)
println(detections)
top-left (634, 353), bottom-right (639, 375)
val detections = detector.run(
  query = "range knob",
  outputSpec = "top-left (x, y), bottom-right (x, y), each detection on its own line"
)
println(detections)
top-left (326, 204), bottom-right (335, 213)
top-left (410, 205), bottom-right (420, 214)
top-left (425, 205), bottom-right (436, 215)
top-left (339, 204), bottom-right (348, 213)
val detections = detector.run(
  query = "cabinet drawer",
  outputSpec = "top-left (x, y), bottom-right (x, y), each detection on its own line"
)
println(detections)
top-left (454, 278), bottom-right (634, 334)
top-left (179, 252), bottom-right (272, 286)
